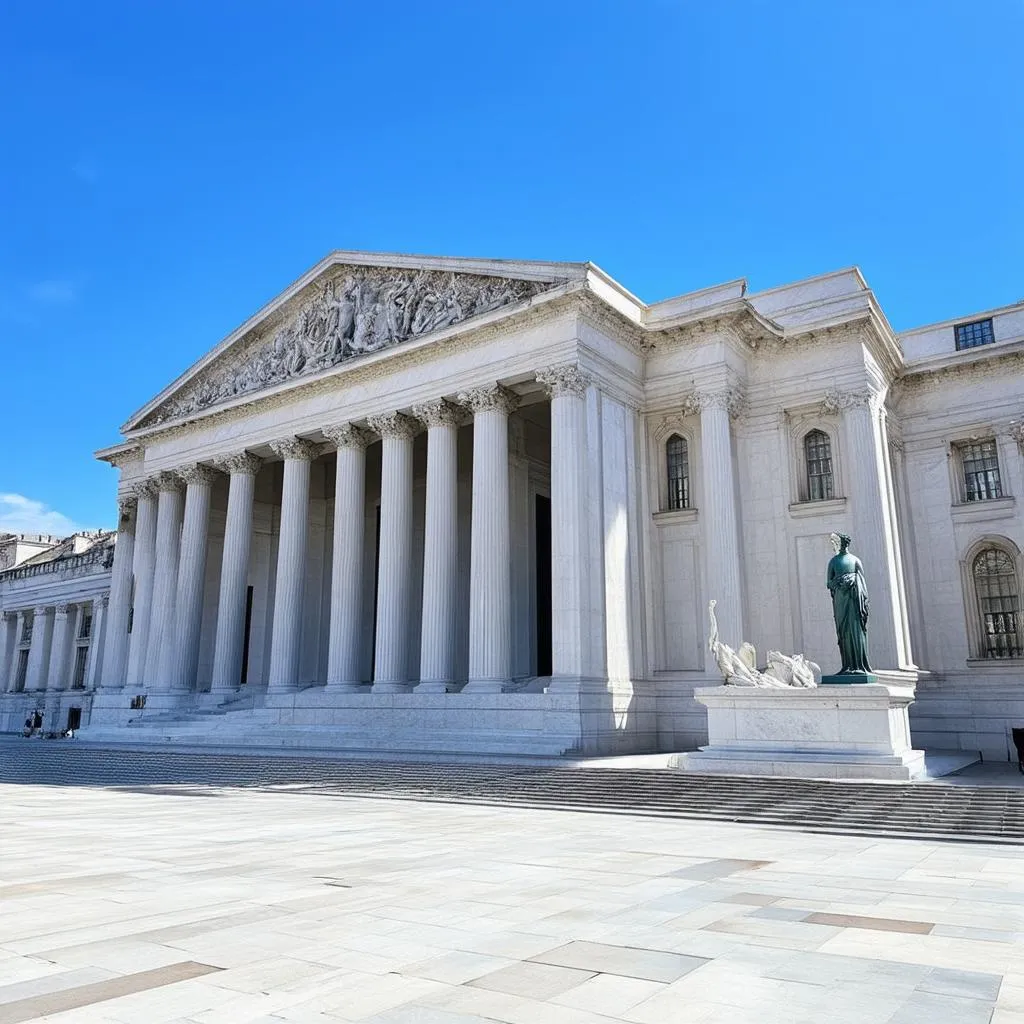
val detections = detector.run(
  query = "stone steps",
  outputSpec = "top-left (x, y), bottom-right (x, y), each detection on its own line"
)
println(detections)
top-left (2, 739), bottom-right (1023, 843)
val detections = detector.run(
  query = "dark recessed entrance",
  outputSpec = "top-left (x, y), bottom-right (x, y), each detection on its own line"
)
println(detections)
top-left (535, 494), bottom-right (552, 677)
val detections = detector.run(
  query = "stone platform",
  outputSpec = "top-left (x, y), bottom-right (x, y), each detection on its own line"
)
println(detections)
top-left (677, 679), bottom-right (927, 780)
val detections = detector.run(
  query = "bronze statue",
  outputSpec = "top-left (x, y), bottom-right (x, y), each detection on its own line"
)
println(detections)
top-left (826, 532), bottom-right (872, 675)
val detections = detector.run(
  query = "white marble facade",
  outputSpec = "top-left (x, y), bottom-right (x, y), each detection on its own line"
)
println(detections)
top-left (5, 252), bottom-right (1023, 759)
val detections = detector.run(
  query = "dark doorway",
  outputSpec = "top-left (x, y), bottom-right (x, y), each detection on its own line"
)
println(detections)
top-left (370, 505), bottom-right (382, 680)
top-left (240, 585), bottom-right (254, 686)
top-left (535, 494), bottom-right (553, 677)
top-left (66, 706), bottom-right (82, 731)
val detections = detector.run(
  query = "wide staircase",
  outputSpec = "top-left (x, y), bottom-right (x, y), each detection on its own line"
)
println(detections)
top-left (77, 692), bottom-right (581, 759)
top-left (2, 738), bottom-right (1023, 844)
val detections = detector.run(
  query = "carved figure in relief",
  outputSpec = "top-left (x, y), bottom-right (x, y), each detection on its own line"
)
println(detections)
top-left (707, 600), bottom-right (819, 688)
top-left (152, 266), bottom-right (557, 424)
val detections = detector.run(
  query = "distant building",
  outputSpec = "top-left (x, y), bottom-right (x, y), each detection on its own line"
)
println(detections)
top-left (0, 531), bottom-right (114, 732)
top-left (2, 251), bottom-right (1022, 759)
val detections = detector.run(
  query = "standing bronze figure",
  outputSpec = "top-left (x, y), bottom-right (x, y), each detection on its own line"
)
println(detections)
top-left (826, 532), bottom-right (872, 675)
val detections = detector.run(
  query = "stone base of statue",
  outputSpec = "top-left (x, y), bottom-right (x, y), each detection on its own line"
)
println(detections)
top-left (821, 672), bottom-right (877, 685)
top-left (675, 673), bottom-right (925, 780)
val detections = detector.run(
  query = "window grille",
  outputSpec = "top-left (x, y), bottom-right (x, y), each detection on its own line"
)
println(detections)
top-left (22, 618), bottom-right (33, 643)
top-left (961, 440), bottom-right (1002, 501)
top-left (804, 430), bottom-right (835, 501)
top-left (666, 435), bottom-right (690, 510)
top-left (72, 646), bottom-right (89, 689)
top-left (79, 613), bottom-right (92, 639)
top-left (955, 318), bottom-right (995, 350)
top-left (973, 549), bottom-right (1022, 658)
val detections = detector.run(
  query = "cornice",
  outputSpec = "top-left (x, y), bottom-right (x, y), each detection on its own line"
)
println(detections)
top-left (898, 343), bottom-right (1024, 395)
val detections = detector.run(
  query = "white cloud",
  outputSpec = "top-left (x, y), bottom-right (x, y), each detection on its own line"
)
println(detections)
top-left (0, 494), bottom-right (85, 537)
top-left (28, 280), bottom-right (77, 305)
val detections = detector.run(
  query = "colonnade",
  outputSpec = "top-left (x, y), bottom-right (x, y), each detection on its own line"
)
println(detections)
top-left (100, 366), bottom-right (593, 697)
top-left (0, 597), bottom-right (108, 695)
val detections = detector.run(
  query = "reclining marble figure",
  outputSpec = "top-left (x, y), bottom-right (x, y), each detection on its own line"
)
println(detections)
top-left (707, 600), bottom-right (819, 688)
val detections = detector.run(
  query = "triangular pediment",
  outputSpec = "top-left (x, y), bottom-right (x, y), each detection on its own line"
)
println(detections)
top-left (128, 252), bottom-right (582, 430)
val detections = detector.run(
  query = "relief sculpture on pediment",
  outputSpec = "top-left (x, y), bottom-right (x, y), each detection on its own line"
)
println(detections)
top-left (150, 267), bottom-right (559, 425)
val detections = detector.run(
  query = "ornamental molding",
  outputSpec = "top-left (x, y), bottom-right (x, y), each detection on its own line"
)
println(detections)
top-left (366, 412), bottom-right (419, 441)
top-left (411, 399), bottom-right (461, 429)
top-left (178, 463), bottom-right (219, 486)
top-left (1001, 419), bottom-right (1024, 455)
top-left (216, 451), bottom-right (263, 476)
top-left (322, 423), bottom-right (374, 450)
top-left (143, 266), bottom-right (563, 427)
top-left (898, 348), bottom-right (1024, 394)
top-left (105, 446), bottom-right (143, 469)
top-left (269, 437), bottom-right (320, 462)
top-left (682, 386), bottom-right (746, 419)
top-left (536, 363), bottom-right (590, 398)
top-left (116, 496), bottom-right (137, 526)
top-left (456, 384), bottom-right (520, 415)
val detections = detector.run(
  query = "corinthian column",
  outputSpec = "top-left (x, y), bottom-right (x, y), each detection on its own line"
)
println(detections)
top-left (366, 413), bottom-right (417, 692)
top-left (168, 464), bottom-right (216, 691)
top-left (210, 452), bottom-right (261, 693)
top-left (85, 596), bottom-right (109, 690)
top-left (685, 386), bottom-right (745, 668)
top-left (323, 424), bottom-right (371, 692)
top-left (0, 612), bottom-right (14, 693)
top-left (267, 437), bottom-right (318, 692)
top-left (146, 473), bottom-right (185, 690)
top-left (538, 364), bottom-right (591, 687)
top-left (25, 606), bottom-right (54, 692)
top-left (100, 495), bottom-right (136, 690)
top-left (412, 399), bottom-right (460, 692)
top-left (458, 384), bottom-right (518, 693)
top-left (126, 481), bottom-right (158, 689)
top-left (46, 604), bottom-right (73, 691)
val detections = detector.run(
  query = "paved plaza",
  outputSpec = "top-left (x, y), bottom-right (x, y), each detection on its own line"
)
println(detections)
top-left (2, 772), bottom-right (1024, 1023)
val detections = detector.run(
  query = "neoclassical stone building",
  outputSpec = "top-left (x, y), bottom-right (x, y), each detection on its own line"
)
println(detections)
top-left (7, 251), bottom-right (1022, 759)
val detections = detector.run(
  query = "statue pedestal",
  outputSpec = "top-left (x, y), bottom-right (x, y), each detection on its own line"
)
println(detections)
top-left (676, 675), bottom-right (925, 780)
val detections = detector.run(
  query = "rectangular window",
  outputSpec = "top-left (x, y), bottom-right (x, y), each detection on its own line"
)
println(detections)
top-left (22, 619), bottom-right (33, 643)
top-left (960, 440), bottom-right (1003, 502)
top-left (79, 613), bottom-right (92, 639)
top-left (72, 646), bottom-right (89, 689)
top-left (955, 318), bottom-right (995, 350)
top-left (14, 648), bottom-right (29, 690)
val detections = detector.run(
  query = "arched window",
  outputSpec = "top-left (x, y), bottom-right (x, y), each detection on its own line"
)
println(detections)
top-left (666, 434), bottom-right (690, 510)
top-left (804, 429), bottom-right (834, 501)
top-left (973, 548), bottom-right (1022, 658)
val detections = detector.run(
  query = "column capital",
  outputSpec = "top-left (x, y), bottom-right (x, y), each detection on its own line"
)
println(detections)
top-left (536, 364), bottom-right (590, 399)
top-left (178, 463), bottom-right (219, 487)
top-left (153, 470), bottom-right (184, 493)
top-left (96, 594), bottom-right (110, 608)
top-left (116, 494), bottom-right (137, 525)
top-left (1006, 419), bottom-right (1024, 455)
top-left (129, 478), bottom-right (157, 500)
top-left (215, 451), bottom-right (263, 476)
top-left (33, 605), bottom-right (50, 617)
top-left (366, 412), bottom-right (419, 441)
top-left (820, 387), bottom-right (879, 415)
top-left (411, 399), bottom-right (461, 429)
top-left (54, 603), bottom-right (70, 618)
top-left (456, 384), bottom-right (519, 415)
top-left (269, 437), bottom-right (320, 461)
top-left (323, 423), bottom-right (374, 449)
top-left (683, 386), bottom-right (746, 418)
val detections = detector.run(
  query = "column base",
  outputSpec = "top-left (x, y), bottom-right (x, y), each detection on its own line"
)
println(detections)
top-left (326, 681), bottom-right (368, 693)
top-left (371, 681), bottom-right (413, 694)
top-left (415, 680), bottom-right (452, 694)
top-left (462, 678), bottom-right (511, 694)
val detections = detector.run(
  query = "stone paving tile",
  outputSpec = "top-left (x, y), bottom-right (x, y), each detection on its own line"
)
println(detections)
top-left (670, 858), bottom-right (771, 881)
top-left (528, 939), bottom-right (708, 983)
top-left (919, 966), bottom-right (1003, 1001)
top-left (888, 990), bottom-right (997, 1024)
top-left (467, 961), bottom-right (596, 1000)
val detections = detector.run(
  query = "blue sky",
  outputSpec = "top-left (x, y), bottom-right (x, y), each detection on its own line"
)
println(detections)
top-left (2, 1), bottom-right (1022, 533)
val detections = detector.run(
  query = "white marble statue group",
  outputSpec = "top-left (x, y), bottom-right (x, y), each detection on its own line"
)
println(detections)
top-left (708, 599), bottom-right (820, 688)
top-left (155, 268), bottom-right (554, 423)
